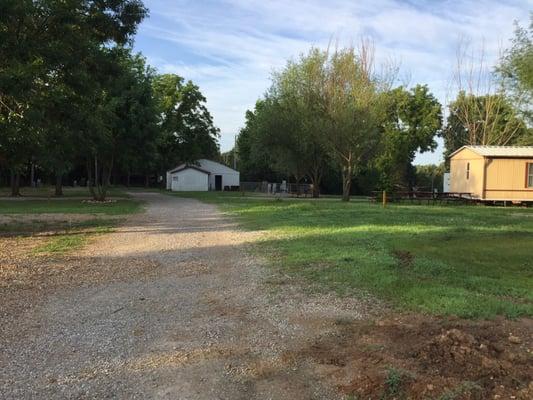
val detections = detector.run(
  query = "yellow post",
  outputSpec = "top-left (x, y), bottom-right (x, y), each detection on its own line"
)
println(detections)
top-left (382, 190), bottom-right (387, 207)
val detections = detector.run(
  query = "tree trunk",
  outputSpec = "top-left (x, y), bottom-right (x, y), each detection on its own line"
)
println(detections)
top-left (293, 174), bottom-right (302, 197)
top-left (55, 173), bottom-right (63, 196)
top-left (341, 164), bottom-right (352, 202)
top-left (105, 165), bottom-right (111, 187)
top-left (126, 171), bottom-right (131, 187)
top-left (310, 166), bottom-right (321, 198)
top-left (30, 162), bottom-right (35, 187)
top-left (312, 184), bottom-right (320, 198)
top-left (10, 170), bottom-right (20, 197)
top-left (86, 159), bottom-right (96, 199)
top-left (101, 160), bottom-right (113, 200)
top-left (144, 174), bottom-right (149, 188)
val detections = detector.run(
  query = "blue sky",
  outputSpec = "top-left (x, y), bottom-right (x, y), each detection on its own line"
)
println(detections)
top-left (133, 0), bottom-right (531, 164)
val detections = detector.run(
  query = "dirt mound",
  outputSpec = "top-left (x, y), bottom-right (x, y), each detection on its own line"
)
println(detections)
top-left (422, 328), bottom-right (506, 376)
top-left (302, 315), bottom-right (533, 399)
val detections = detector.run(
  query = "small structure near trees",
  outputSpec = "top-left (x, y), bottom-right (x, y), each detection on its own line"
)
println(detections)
top-left (449, 145), bottom-right (533, 203)
top-left (166, 159), bottom-right (239, 192)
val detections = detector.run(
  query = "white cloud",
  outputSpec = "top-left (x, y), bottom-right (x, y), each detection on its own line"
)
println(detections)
top-left (136, 0), bottom-right (531, 163)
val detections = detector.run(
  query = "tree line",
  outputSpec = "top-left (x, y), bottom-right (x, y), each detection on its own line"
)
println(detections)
top-left (236, 17), bottom-right (533, 200)
top-left (2, 3), bottom-right (531, 201)
top-left (1, 0), bottom-right (219, 199)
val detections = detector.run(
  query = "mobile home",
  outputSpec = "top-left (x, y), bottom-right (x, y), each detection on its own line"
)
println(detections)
top-left (449, 145), bottom-right (533, 202)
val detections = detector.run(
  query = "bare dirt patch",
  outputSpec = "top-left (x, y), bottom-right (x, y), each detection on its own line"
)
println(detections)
top-left (302, 314), bottom-right (533, 399)
top-left (0, 236), bottom-right (51, 287)
top-left (391, 249), bottom-right (414, 268)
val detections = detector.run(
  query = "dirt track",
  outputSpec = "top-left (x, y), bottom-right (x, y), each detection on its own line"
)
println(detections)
top-left (0, 192), bottom-right (372, 399)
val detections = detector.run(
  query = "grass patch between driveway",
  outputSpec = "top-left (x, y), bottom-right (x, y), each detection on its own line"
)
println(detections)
top-left (31, 225), bottom-right (113, 255)
top-left (0, 186), bottom-right (131, 198)
top-left (170, 191), bottom-right (533, 319)
top-left (0, 198), bottom-right (142, 215)
top-left (1, 196), bottom-right (142, 256)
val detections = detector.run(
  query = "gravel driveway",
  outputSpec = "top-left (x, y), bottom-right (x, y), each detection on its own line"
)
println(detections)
top-left (1, 193), bottom-right (371, 399)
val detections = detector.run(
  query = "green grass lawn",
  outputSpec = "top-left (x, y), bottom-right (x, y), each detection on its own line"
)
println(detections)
top-left (173, 192), bottom-right (533, 318)
top-left (0, 185), bottom-right (131, 198)
top-left (0, 199), bottom-right (142, 215)
top-left (1, 196), bottom-right (142, 256)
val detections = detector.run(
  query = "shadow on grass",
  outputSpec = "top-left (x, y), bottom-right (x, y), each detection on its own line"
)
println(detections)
top-left (173, 193), bottom-right (533, 318)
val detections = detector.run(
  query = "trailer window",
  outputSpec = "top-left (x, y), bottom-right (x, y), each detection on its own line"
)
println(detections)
top-left (466, 162), bottom-right (470, 180)
top-left (528, 163), bottom-right (533, 188)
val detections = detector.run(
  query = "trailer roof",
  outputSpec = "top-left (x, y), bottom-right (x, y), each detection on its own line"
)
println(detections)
top-left (450, 145), bottom-right (533, 158)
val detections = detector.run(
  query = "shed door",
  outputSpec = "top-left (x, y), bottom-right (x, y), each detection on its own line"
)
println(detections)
top-left (215, 175), bottom-right (222, 191)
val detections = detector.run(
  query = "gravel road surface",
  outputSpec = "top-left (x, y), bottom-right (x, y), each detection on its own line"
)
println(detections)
top-left (1, 193), bottom-right (371, 399)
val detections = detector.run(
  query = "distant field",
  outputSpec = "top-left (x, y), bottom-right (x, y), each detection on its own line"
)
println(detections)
top-left (173, 191), bottom-right (533, 318)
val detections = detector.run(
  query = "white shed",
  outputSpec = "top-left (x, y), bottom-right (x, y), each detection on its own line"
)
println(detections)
top-left (166, 159), bottom-right (240, 192)
top-left (168, 165), bottom-right (209, 191)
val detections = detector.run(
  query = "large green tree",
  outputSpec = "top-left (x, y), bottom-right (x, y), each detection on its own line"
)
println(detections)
top-left (152, 74), bottom-right (220, 174)
top-left (267, 49), bottom-right (329, 197)
top-left (236, 102), bottom-right (278, 182)
top-left (322, 46), bottom-right (386, 201)
top-left (79, 49), bottom-right (159, 201)
top-left (377, 85), bottom-right (442, 190)
top-left (0, 0), bottom-right (147, 195)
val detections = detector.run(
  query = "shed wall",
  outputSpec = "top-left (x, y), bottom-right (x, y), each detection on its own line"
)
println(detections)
top-left (170, 169), bottom-right (209, 191)
top-left (484, 158), bottom-right (533, 201)
top-left (208, 173), bottom-right (240, 190)
top-left (449, 148), bottom-right (485, 198)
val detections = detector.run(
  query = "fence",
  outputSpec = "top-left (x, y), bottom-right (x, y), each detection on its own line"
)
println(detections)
top-left (240, 181), bottom-right (314, 197)
top-left (370, 191), bottom-right (473, 205)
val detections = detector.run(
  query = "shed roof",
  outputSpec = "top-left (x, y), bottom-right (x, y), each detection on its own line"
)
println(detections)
top-left (169, 165), bottom-right (210, 175)
top-left (197, 159), bottom-right (239, 174)
top-left (450, 145), bottom-right (533, 158)
top-left (168, 159), bottom-right (239, 174)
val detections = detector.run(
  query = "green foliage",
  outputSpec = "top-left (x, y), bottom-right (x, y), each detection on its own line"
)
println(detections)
top-left (239, 48), bottom-right (443, 198)
top-left (321, 46), bottom-right (386, 201)
top-left (237, 101), bottom-right (280, 182)
top-left (0, 0), bottom-right (144, 196)
top-left (238, 46), bottom-right (393, 199)
top-left (0, 1), bottom-right (221, 200)
top-left (83, 48), bottom-right (161, 200)
top-left (381, 367), bottom-right (413, 399)
top-left (32, 234), bottom-right (87, 255)
top-left (377, 85), bottom-right (442, 190)
top-left (498, 14), bottom-right (533, 125)
top-left (152, 74), bottom-right (220, 169)
top-left (266, 49), bottom-right (329, 196)
top-left (0, 0), bottom-right (148, 186)
top-left (31, 225), bottom-right (113, 255)
top-left (179, 192), bottom-right (533, 319)
top-left (414, 164), bottom-right (445, 192)
top-left (442, 92), bottom-right (530, 160)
